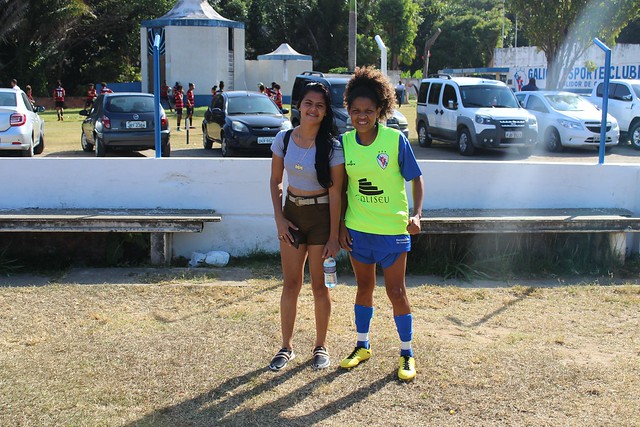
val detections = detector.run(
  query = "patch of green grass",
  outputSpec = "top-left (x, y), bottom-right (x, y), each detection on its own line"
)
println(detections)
top-left (407, 233), bottom-right (629, 280)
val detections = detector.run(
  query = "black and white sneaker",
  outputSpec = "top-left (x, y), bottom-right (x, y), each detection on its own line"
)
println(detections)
top-left (269, 348), bottom-right (295, 371)
top-left (312, 346), bottom-right (330, 369)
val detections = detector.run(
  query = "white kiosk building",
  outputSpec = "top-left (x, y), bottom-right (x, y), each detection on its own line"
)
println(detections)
top-left (246, 43), bottom-right (313, 101)
top-left (140, 0), bottom-right (245, 104)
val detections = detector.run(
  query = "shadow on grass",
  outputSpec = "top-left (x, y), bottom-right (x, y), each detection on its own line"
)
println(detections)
top-left (446, 287), bottom-right (536, 328)
top-left (127, 364), bottom-right (396, 426)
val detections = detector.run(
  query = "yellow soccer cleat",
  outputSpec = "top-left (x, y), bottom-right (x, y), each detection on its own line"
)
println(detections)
top-left (398, 355), bottom-right (416, 381)
top-left (339, 346), bottom-right (371, 369)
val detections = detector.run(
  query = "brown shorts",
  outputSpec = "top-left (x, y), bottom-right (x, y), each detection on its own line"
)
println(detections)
top-left (283, 191), bottom-right (330, 246)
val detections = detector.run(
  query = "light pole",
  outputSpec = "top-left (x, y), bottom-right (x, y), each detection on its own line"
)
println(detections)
top-left (348, 0), bottom-right (357, 72)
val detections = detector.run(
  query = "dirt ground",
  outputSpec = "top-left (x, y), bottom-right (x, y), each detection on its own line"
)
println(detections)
top-left (1, 269), bottom-right (639, 426)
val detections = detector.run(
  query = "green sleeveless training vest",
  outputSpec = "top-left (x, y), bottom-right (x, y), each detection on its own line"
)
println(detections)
top-left (343, 125), bottom-right (409, 235)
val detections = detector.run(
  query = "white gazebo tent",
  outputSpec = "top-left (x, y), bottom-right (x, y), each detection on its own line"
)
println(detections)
top-left (141, 0), bottom-right (245, 103)
top-left (256, 43), bottom-right (313, 99)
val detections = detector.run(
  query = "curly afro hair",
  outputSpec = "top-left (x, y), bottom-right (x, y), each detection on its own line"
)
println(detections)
top-left (344, 66), bottom-right (397, 120)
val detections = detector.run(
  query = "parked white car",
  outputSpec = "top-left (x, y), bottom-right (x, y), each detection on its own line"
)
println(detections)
top-left (516, 91), bottom-right (619, 152)
top-left (587, 79), bottom-right (640, 149)
top-left (0, 88), bottom-right (45, 157)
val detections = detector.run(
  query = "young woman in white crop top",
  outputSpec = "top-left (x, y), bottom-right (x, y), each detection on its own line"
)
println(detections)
top-left (269, 82), bottom-right (345, 371)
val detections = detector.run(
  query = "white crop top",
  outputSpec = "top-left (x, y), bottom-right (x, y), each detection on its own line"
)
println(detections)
top-left (271, 129), bottom-right (345, 191)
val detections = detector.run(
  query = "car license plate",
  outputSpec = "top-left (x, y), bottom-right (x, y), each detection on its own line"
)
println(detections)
top-left (257, 136), bottom-right (274, 144)
top-left (126, 120), bottom-right (147, 129)
top-left (505, 131), bottom-right (522, 138)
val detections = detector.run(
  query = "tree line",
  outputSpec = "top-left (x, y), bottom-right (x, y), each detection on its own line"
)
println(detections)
top-left (0, 0), bottom-right (638, 96)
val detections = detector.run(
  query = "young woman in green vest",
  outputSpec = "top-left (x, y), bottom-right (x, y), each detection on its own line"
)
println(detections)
top-left (338, 66), bottom-right (424, 381)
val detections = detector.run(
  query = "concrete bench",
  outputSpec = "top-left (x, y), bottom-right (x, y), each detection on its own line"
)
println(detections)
top-left (420, 208), bottom-right (640, 263)
top-left (0, 208), bottom-right (222, 265)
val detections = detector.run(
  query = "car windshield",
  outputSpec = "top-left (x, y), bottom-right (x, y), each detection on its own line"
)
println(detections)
top-left (459, 85), bottom-right (519, 108)
top-left (228, 96), bottom-right (280, 115)
top-left (106, 96), bottom-right (155, 113)
top-left (328, 83), bottom-right (346, 107)
top-left (544, 94), bottom-right (595, 111)
top-left (0, 92), bottom-right (17, 107)
top-left (631, 83), bottom-right (640, 98)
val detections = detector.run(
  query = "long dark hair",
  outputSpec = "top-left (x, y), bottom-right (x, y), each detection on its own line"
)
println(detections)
top-left (296, 82), bottom-right (338, 188)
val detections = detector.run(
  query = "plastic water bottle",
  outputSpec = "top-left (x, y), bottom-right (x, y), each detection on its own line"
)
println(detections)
top-left (323, 257), bottom-right (337, 289)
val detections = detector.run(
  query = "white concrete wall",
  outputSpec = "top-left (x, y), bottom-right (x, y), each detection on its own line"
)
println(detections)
top-left (1, 159), bottom-right (638, 256)
top-left (494, 43), bottom-right (640, 91)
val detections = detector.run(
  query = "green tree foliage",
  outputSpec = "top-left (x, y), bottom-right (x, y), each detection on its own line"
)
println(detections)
top-left (0, 0), bottom-right (28, 41)
top-left (377, 0), bottom-right (421, 69)
top-left (510, 0), bottom-right (640, 89)
top-left (0, 0), bottom-right (91, 94)
top-left (410, 0), bottom-right (504, 75)
top-left (354, 0), bottom-right (421, 70)
top-left (3, 0), bottom-right (639, 94)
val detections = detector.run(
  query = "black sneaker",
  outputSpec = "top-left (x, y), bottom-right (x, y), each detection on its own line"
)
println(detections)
top-left (269, 348), bottom-right (295, 371)
top-left (312, 346), bottom-right (330, 369)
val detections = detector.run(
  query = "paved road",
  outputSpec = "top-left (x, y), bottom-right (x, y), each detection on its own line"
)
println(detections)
top-left (34, 128), bottom-right (640, 164)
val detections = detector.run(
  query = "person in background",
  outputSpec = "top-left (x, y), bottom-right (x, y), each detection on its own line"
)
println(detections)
top-left (85, 83), bottom-right (97, 109)
top-left (100, 82), bottom-right (113, 94)
top-left (186, 82), bottom-right (195, 129)
top-left (173, 83), bottom-right (184, 131)
top-left (267, 81), bottom-right (277, 101)
top-left (258, 82), bottom-right (267, 95)
top-left (273, 83), bottom-right (283, 110)
top-left (25, 85), bottom-right (35, 107)
top-left (160, 81), bottom-right (173, 112)
top-left (53, 80), bottom-right (66, 121)
top-left (218, 81), bottom-right (225, 93)
top-left (11, 79), bottom-right (20, 91)
top-left (338, 66), bottom-right (424, 382)
top-left (268, 82), bottom-right (345, 371)
top-left (521, 77), bottom-right (539, 91)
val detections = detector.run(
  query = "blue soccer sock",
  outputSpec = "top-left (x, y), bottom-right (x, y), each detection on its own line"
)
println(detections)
top-left (394, 313), bottom-right (414, 357)
top-left (354, 304), bottom-right (374, 349)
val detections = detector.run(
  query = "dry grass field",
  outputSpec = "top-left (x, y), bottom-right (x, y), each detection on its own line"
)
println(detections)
top-left (1, 271), bottom-right (639, 426)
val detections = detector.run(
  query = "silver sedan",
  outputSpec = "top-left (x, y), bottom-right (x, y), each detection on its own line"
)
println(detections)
top-left (0, 88), bottom-right (45, 157)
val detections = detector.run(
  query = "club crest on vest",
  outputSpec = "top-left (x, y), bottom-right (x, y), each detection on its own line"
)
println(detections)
top-left (377, 152), bottom-right (389, 169)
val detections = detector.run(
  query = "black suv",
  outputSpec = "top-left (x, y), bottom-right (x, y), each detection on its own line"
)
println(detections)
top-left (290, 71), bottom-right (409, 137)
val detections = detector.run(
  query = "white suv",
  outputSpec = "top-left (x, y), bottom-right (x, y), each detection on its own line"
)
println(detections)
top-left (416, 76), bottom-right (538, 156)
top-left (588, 79), bottom-right (640, 149)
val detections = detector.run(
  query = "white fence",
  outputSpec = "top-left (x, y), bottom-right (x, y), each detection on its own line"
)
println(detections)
top-left (1, 158), bottom-right (639, 256)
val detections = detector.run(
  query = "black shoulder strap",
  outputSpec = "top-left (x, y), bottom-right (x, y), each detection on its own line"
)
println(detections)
top-left (283, 129), bottom-right (293, 155)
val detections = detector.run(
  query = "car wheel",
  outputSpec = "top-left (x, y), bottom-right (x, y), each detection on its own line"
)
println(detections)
top-left (220, 134), bottom-right (234, 157)
top-left (95, 136), bottom-right (107, 157)
top-left (33, 134), bottom-right (45, 155)
top-left (161, 142), bottom-right (171, 157)
top-left (629, 121), bottom-right (640, 150)
top-left (457, 128), bottom-right (475, 156)
top-left (202, 125), bottom-right (213, 150)
top-left (81, 133), bottom-right (93, 152)
top-left (21, 138), bottom-right (34, 157)
top-left (545, 128), bottom-right (563, 152)
top-left (417, 122), bottom-right (432, 147)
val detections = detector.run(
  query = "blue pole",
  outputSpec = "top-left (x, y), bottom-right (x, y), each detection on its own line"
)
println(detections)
top-left (593, 38), bottom-right (611, 165)
top-left (153, 34), bottom-right (161, 158)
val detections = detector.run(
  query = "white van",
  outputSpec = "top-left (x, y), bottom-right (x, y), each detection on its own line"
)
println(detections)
top-left (416, 75), bottom-right (538, 156)
top-left (588, 79), bottom-right (640, 149)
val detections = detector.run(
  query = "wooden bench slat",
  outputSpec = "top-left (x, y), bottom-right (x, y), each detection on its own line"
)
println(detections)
top-left (0, 208), bottom-right (222, 266)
